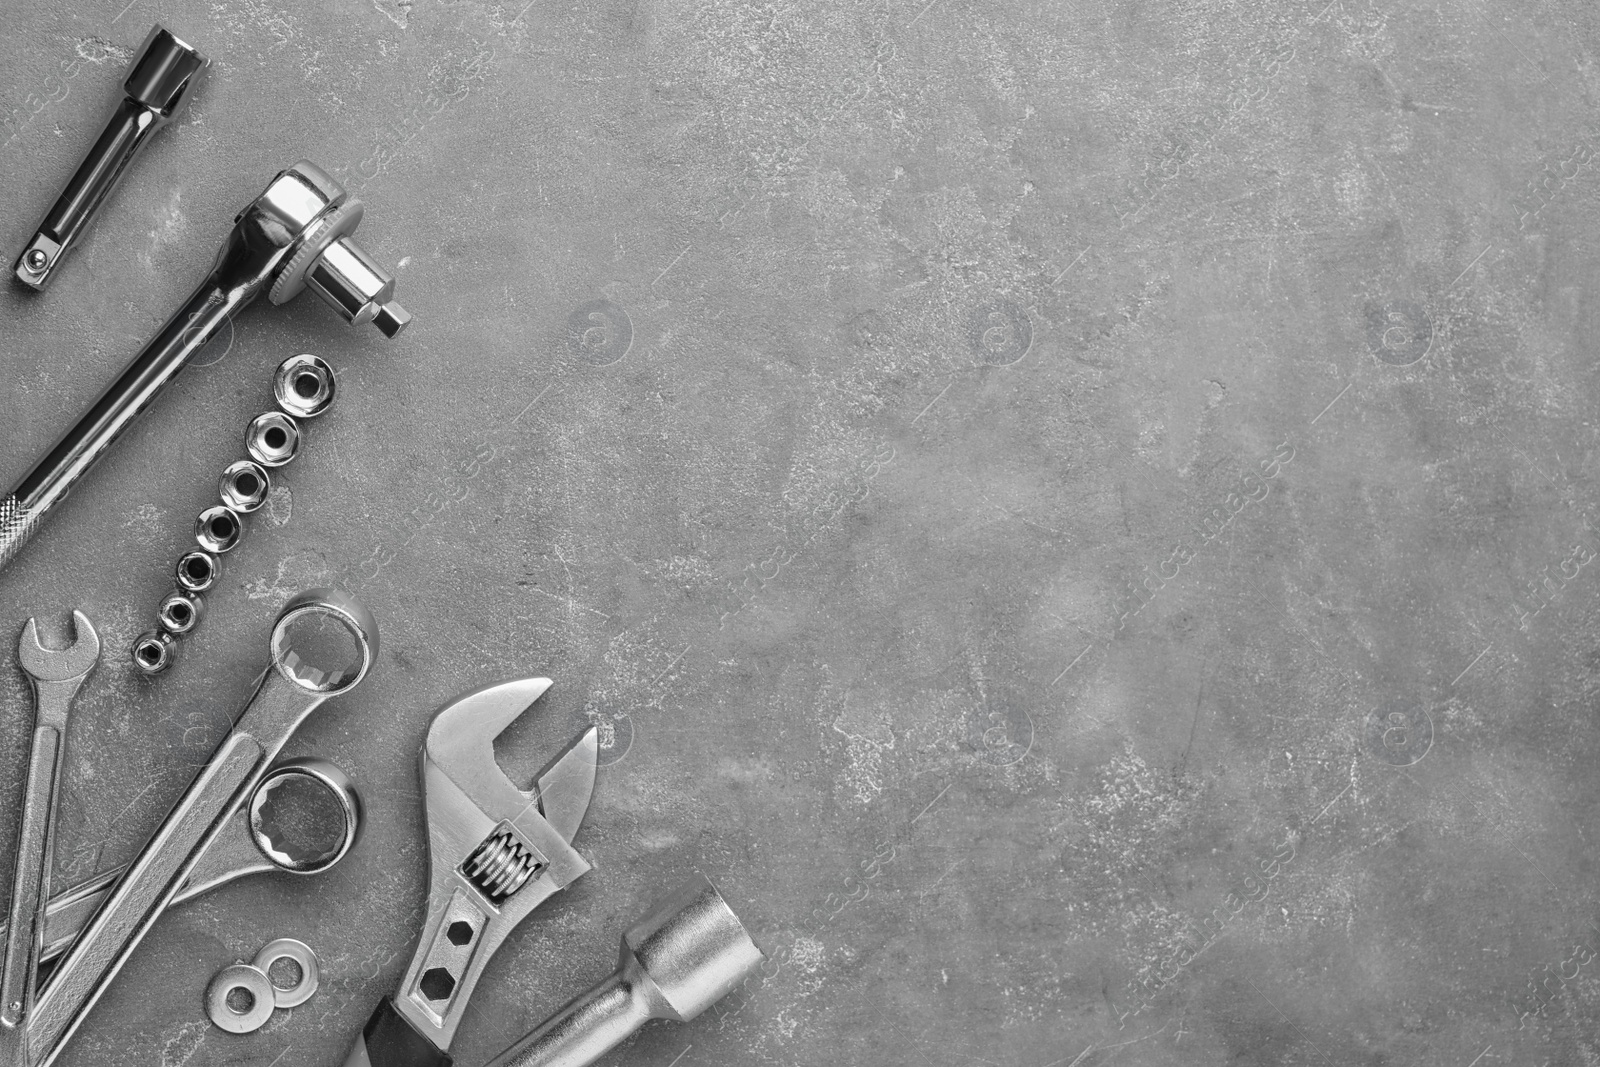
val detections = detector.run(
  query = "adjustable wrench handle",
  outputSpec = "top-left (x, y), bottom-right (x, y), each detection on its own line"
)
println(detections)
top-left (0, 278), bottom-right (237, 572)
top-left (0, 727), bottom-right (63, 1029)
top-left (343, 998), bottom-right (453, 1067)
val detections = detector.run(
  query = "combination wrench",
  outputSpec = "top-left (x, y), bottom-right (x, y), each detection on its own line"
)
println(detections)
top-left (0, 613), bottom-right (99, 1031)
top-left (9, 588), bottom-right (378, 1067)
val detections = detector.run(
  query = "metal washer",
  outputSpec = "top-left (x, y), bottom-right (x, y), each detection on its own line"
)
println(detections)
top-left (252, 937), bottom-right (320, 1008)
top-left (206, 963), bottom-right (274, 1033)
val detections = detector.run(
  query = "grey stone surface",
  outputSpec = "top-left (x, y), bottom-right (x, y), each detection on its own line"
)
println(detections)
top-left (3, 0), bottom-right (1600, 1063)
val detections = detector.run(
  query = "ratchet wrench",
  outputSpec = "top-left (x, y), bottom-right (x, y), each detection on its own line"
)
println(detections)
top-left (14, 588), bottom-right (377, 1067)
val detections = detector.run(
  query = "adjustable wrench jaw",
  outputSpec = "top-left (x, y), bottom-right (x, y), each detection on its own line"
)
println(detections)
top-left (389, 679), bottom-right (598, 1053)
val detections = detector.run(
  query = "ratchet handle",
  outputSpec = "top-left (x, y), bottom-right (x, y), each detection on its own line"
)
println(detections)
top-left (344, 998), bottom-right (452, 1067)
top-left (0, 276), bottom-right (234, 573)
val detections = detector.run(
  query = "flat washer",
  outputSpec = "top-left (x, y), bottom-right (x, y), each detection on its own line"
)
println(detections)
top-left (252, 937), bottom-right (320, 1008)
top-left (206, 963), bottom-right (274, 1033)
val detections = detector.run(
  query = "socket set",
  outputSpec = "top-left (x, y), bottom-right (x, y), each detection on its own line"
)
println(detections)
top-left (131, 354), bottom-right (336, 675)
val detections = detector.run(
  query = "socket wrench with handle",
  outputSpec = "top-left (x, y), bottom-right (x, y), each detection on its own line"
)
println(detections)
top-left (0, 160), bottom-right (409, 574)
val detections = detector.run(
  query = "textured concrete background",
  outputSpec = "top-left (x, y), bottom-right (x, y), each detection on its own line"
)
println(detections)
top-left (2, 0), bottom-right (1599, 1064)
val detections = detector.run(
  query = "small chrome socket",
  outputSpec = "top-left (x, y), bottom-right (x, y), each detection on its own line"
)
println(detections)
top-left (246, 412), bottom-right (300, 467)
top-left (175, 549), bottom-right (221, 593)
top-left (195, 505), bottom-right (243, 553)
top-left (132, 630), bottom-right (176, 674)
top-left (220, 459), bottom-right (271, 513)
top-left (273, 354), bottom-right (335, 419)
top-left (157, 590), bottom-right (203, 635)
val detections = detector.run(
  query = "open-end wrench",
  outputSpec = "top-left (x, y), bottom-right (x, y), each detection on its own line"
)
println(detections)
top-left (0, 757), bottom-right (362, 968)
top-left (15, 589), bottom-right (377, 1067)
top-left (343, 678), bottom-right (598, 1067)
top-left (1, 612), bottom-right (99, 1031)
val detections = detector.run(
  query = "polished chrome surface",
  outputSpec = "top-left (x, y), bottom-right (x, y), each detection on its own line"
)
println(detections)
top-left (131, 631), bottom-right (175, 675)
top-left (389, 680), bottom-right (596, 1051)
top-left (193, 505), bottom-right (243, 553)
top-left (0, 159), bottom-right (408, 574)
top-left (252, 939), bottom-right (319, 1009)
top-left (246, 412), bottom-right (300, 468)
top-left (273, 355), bottom-right (335, 419)
top-left (485, 874), bottom-right (764, 1067)
top-left (0, 613), bottom-right (99, 1032)
top-left (25, 590), bottom-right (376, 1067)
top-left (173, 551), bottom-right (219, 593)
top-left (205, 964), bottom-right (273, 1033)
top-left (12, 26), bottom-right (206, 290)
top-left (218, 460), bottom-right (270, 513)
top-left (156, 591), bottom-right (202, 635)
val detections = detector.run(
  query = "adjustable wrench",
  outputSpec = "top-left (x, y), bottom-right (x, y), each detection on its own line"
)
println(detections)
top-left (1, 612), bottom-right (99, 1031)
top-left (343, 678), bottom-right (598, 1067)
top-left (13, 589), bottom-right (377, 1067)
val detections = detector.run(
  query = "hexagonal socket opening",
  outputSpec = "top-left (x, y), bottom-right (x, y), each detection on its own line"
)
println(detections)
top-left (419, 967), bottom-right (455, 1002)
top-left (273, 354), bottom-right (336, 419)
top-left (176, 550), bottom-right (220, 593)
top-left (195, 505), bottom-right (243, 554)
top-left (220, 460), bottom-right (271, 513)
top-left (246, 412), bottom-right (300, 468)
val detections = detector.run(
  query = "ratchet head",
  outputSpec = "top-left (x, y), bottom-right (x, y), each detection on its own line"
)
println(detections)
top-left (394, 679), bottom-right (598, 1051)
top-left (17, 610), bottom-right (100, 684)
top-left (213, 161), bottom-right (410, 338)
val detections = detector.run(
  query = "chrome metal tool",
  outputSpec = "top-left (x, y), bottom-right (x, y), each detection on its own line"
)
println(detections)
top-left (342, 679), bottom-right (598, 1067)
top-left (12, 25), bottom-right (206, 290)
top-left (12, 589), bottom-right (377, 1067)
top-left (486, 874), bottom-right (764, 1067)
top-left (0, 612), bottom-right (99, 1033)
top-left (0, 161), bottom-right (410, 574)
top-left (0, 758), bottom-right (362, 968)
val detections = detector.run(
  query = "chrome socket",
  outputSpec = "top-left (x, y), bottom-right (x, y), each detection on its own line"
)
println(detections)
top-left (157, 590), bottom-right (203, 635)
top-left (273, 355), bottom-right (335, 419)
top-left (134, 353), bottom-right (337, 674)
top-left (219, 460), bottom-right (270, 513)
top-left (175, 550), bottom-right (220, 593)
top-left (246, 412), bottom-right (300, 467)
top-left (132, 631), bottom-right (176, 675)
top-left (195, 506), bottom-right (243, 554)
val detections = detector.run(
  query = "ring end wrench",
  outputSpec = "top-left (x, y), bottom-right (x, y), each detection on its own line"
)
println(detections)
top-left (2, 612), bottom-right (99, 1031)
top-left (13, 26), bottom-right (206, 290)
